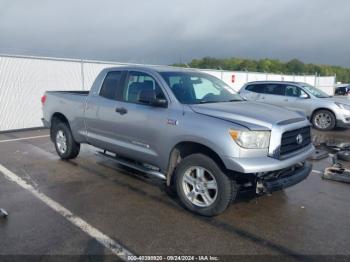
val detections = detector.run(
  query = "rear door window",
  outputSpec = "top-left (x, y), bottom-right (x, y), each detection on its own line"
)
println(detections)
top-left (246, 84), bottom-right (265, 93)
top-left (264, 84), bottom-right (285, 96)
top-left (99, 71), bottom-right (123, 100)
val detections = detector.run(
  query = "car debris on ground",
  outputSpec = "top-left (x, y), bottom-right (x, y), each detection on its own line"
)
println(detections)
top-left (323, 163), bottom-right (350, 184)
top-left (309, 149), bottom-right (329, 160)
top-left (311, 144), bottom-right (350, 184)
top-left (323, 142), bottom-right (350, 162)
top-left (337, 150), bottom-right (350, 162)
top-left (312, 139), bottom-right (350, 163)
top-left (0, 208), bottom-right (8, 218)
top-left (325, 141), bottom-right (350, 151)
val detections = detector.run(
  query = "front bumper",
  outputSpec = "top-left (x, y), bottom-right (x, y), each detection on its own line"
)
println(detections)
top-left (258, 162), bottom-right (312, 193)
top-left (222, 144), bottom-right (314, 173)
top-left (337, 119), bottom-right (350, 128)
top-left (335, 107), bottom-right (350, 128)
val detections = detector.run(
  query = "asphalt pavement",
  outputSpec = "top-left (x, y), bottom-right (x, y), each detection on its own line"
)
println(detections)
top-left (0, 128), bottom-right (349, 261)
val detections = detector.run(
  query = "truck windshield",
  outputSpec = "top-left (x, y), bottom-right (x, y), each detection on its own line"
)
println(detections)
top-left (160, 71), bottom-right (242, 104)
top-left (300, 83), bottom-right (330, 98)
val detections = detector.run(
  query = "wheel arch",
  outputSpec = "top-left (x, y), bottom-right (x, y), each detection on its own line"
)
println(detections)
top-left (311, 107), bottom-right (336, 118)
top-left (166, 141), bottom-right (229, 186)
top-left (50, 112), bottom-right (71, 141)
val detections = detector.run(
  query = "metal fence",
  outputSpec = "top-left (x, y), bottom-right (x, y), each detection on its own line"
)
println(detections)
top-left (0, 54), bottom-right (336, 132)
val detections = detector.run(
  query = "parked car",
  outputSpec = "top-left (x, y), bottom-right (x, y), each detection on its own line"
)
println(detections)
top-left (240, 81), bottom-right (350, 131)
top-left (335, 85), bottom-right (350, 96)
top-left (42, 67), bottom-right (314, 216)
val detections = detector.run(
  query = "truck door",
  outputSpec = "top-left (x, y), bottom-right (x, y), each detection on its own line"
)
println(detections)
top-left (260, 84), bottom-right (286, 107)
top-left (241, 84), bottom-right (264, 101)
top-left (110, 70), bottom-right (169, 166)
top-left (283, 85), bottom-right (310, 115)
top-left (84, 70), bottom-right (127, 152)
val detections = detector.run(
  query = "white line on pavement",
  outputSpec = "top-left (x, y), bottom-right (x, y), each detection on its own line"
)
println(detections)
top-left (312, 169), bottom-right (323, 174)
top-left (0, 135), bottom-right (50, 143)
top-left (0, 164), bottom-right (134, 260)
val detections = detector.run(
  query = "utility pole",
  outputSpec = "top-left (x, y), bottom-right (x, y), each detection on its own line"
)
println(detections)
top-left (80, 59), bottom-right (85, 91)
top-left (314, 72), bottom-right (317, 87)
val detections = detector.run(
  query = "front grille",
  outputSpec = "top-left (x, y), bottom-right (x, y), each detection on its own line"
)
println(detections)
top-left (279, 126), bottom-right (311, 158)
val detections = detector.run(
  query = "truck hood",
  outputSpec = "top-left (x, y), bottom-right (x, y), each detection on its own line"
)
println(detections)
top-left (189, 101), bottom-right (306, 130)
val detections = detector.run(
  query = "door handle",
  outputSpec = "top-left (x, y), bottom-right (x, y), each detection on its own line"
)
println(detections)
top-left (284, 99), bottom-right (289, 102)
top-left (115, 107), bottom-right (128, 115)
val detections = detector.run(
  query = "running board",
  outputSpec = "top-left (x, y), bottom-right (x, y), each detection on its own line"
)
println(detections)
top-left (98, 151), bottom-right (166, 180)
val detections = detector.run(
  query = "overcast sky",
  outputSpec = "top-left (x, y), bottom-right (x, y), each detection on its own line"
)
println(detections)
top-left (0, 0), bottom-right (349, 66)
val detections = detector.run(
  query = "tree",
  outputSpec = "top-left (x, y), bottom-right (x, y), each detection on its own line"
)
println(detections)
top-left (285, 59), bottom-right (305, 74)
top-left (172, 57), bottom-right (350, 83)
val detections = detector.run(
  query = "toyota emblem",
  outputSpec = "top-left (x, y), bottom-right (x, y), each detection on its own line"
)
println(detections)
top-left (296, 134), bottom-right (303, 145)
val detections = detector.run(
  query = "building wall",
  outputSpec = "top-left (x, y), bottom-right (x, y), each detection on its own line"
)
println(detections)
top-left (0, 55), bottom-right (336, 131)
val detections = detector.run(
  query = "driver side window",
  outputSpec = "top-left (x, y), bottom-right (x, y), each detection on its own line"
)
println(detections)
top-left (285, 85), bottom-right (307, 98)
top-left (122, 71), bottom-right (166, 104)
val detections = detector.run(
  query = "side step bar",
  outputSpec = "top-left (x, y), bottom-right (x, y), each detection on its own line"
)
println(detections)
top-left (98, 151), bottom-right (166, 180)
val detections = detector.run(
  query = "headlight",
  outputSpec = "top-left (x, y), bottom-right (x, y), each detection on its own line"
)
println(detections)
top-left (229, 129), bottom-right (270, 149)
top-left (335, 102), bottom-right (350, 110)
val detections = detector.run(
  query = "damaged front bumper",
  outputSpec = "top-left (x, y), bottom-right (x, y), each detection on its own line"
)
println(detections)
top-left (223, 144), bottom-right (314, 173)
top-left (256, 162), bottom-right (312, 194)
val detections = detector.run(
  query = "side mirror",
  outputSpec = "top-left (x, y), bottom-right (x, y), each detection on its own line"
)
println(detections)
top-left (300, 93), bottom-right (309, 99)
top-left (138, 89), bottom-right (168, 108)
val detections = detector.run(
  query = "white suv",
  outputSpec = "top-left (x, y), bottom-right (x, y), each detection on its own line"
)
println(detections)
top-left (240, 81), bottom-right (350, 131)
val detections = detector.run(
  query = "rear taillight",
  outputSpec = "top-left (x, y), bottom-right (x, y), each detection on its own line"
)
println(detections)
top-left (41, 95), bottom-right (47, 106)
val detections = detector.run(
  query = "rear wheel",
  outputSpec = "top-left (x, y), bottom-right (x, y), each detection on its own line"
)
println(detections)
top-left (53, 122), bottom-right (80, 159)
top-left (175, 154), bottom-right (238, 216)
top-left (312, 110), bottom-right (336, 131)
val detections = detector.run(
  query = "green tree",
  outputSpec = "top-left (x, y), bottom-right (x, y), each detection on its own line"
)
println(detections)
top-left (285, 59), bottom-right (305, 74)
top-left (172, 57), bottom-right (350, 83)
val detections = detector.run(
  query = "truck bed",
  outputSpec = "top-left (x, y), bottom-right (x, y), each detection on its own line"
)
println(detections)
top-left (43, 90), bottom-right (90, 142)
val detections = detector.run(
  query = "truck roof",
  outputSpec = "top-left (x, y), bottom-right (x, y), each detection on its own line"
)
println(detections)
top-left (102, 65), bottom-right (202, 74)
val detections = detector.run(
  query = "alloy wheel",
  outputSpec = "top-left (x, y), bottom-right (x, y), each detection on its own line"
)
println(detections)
top-left (182, 166), bottom-right (218, 207)
top-left (56, 130), bottom-right (67, 154)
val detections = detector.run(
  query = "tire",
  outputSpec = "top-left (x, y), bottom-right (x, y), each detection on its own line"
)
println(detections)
top-left (337, 151), bottom-right (350, 162)
top-left (174, 154), bottom-right (238, 216)
top-left (312, 110), bottom-right (336, 131)
top-left (52, 122), bottom-right (80, 159)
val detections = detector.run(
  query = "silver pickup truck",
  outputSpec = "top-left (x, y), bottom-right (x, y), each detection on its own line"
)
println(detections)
top-left (42, 66), bottom-right (314, 216)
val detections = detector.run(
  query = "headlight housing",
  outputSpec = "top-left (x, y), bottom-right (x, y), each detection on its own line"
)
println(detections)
top-left (229, 129), bottom-right (270, 149)
top-left (335, 102), bottom-right (350, 110)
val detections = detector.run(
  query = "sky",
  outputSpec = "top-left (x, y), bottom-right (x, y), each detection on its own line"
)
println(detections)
top-left (0, 0), bottom-right (349, 66)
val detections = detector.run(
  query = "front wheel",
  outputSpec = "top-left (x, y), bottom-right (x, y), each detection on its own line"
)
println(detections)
top-left (312, 110), bottom-right (336, 131)
top-left (53, 122), bottom-right (80, 159)
top-left (175, 154), bottom-right (238, 216)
